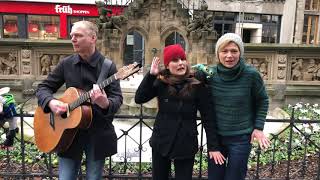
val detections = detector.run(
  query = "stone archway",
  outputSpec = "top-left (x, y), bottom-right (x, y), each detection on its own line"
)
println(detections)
top-left (122, 31), bottom-right (145, 66)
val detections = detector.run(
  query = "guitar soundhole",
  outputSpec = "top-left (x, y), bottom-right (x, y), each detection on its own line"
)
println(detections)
top-left (61, 113), bottom-right (67, 119)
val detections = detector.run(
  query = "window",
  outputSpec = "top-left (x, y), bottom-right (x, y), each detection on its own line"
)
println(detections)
top-left (165, 32), bottom-right (186, 49)
top-left (261, 15), bottom-right (271, 23)
top-left (224, 13), bottom-right (235, 21)
top-left (262, 25), bottom-right (278, 43)
top-left (312, 0), bottom-right (320, 10)
top-left (272, 16), bottom-right (279, 23)
top-left (305, 0), bottom-right (311, 10)
top-left (213, 12), bottom-right (235, 38)
top-left (303, 15), bottom-right (319, 44)
top-left (28, 15), bottom-right (60, 40)
top-left (3, 15), bottom-right (18, 38)
top-left (261, 15), bottom-right (281, 43)
top-left (214, 12), bottom-right (223, 21)
top-left (305, 0), bottom-right (320, 10)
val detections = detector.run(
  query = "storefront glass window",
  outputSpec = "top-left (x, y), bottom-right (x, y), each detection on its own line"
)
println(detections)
top-left (3, 15), bottom-right (18, 38)
top-left (28, 15), bottom-right (59, 40)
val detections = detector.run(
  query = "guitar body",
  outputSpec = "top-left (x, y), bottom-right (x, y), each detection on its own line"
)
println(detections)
top-left (34, 87), bottom-right (92, 153)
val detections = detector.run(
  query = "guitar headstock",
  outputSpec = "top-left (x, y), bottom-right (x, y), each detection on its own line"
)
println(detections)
top-left (116, 62), bottom-right (141, 80)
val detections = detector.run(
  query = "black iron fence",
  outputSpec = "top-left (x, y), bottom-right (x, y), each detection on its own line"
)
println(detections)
top-left (0, 105), bottom-right (320, 180)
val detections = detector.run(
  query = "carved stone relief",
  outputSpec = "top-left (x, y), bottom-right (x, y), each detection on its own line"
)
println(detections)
top-left (95, 0), bottom-right (128, 31)
top-left (186, 1), bottom-right (215, 39)
top-left (276, 54), bottom-right (287, 80)
top-left (291, 58), bottom-right (303, 81)
top-left (39, 54), bottom-right (69, 75)
top-left (290, 57), bottom-right (320, 81)
top-left (246, 57), bottom-right (269, 80)
top-left (21, 49), bottom-right (31, 75)
top-left (160, 0), bottom-right (171, 20)
top-left (0, 51), bottom-right (19, 75)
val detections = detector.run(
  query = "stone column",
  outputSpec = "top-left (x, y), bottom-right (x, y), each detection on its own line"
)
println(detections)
top-left (101, 29), bottom-right (122, 67)
top-left (293, 0), bottom-right (306, 44)
top-left (269, 53), bottom-right (288, 111)
top-left (188, 31), bottom-right (217, 65)
top-left (146, 3), bottom-right (161, 67)
top-left (280, 0), bottom-right (297, 43)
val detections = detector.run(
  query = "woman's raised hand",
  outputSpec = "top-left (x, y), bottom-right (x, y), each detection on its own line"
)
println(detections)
top-left (150, 57), bottom-right (160, 75)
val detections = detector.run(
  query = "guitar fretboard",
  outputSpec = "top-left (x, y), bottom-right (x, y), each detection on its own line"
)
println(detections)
top-left (68, 75), bottom-right (117, 111)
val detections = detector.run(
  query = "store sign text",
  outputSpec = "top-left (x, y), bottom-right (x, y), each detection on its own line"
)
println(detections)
top-left (55, 5), bottom-right (90, 15)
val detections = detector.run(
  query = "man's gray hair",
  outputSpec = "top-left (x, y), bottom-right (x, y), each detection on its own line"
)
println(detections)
top-left (73, 20), bottom-right (98, 37)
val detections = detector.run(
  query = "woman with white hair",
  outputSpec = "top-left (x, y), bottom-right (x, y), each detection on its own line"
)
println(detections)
top-left (195, 33), bottom-right (271, 180)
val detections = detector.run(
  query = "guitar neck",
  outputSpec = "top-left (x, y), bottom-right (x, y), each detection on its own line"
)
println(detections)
top-left (68, 74), bottom-right (118, 111)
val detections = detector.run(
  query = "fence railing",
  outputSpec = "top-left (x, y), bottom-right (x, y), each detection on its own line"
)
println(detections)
top-left (0, 106), bottom-right (319, 180)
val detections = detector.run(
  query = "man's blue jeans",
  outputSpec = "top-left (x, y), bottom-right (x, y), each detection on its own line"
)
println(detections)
top-left (208, 134), bottom-right (252, 180)
top-left (58, 141), bottom-right (105, 180)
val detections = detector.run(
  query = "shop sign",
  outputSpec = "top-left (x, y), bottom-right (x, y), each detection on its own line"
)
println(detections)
top-left (55, 4), bottom-right (90, 15)
top-left (241, 14), bottom-right (260, 23)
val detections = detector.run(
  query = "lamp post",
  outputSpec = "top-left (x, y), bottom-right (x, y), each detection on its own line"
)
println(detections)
top-left (238, 0), bottom-right (244, 37)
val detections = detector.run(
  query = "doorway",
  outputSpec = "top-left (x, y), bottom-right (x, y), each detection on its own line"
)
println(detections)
top-left (243, 29), bottom-right (251, 43)
top-left (123, 31), bottom-right (145, 66)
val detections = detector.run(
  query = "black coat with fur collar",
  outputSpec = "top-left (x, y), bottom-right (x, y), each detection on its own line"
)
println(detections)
top-left (135, 72), bottom-right (218, 159)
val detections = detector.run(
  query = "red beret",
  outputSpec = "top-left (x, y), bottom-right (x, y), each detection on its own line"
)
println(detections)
top-left (163, 44), bottom-right (186, 67)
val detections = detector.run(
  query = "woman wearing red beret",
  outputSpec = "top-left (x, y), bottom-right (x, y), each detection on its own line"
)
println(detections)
top-left (135, 44), bottom-right (224, 180)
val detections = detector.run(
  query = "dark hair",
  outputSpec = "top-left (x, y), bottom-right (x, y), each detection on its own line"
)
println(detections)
top-left (158, 65), bottom-right (200, 97)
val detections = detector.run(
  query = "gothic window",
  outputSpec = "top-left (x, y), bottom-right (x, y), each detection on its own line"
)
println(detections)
top-left (165, 32), bottom-right (186, 49)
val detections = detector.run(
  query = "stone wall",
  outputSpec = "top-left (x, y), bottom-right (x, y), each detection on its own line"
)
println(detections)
top-left (0, 39), bottom-right (73, 108)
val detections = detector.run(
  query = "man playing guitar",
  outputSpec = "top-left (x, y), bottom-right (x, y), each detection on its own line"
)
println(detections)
top-left (36, 20), bottom-right (123, 180)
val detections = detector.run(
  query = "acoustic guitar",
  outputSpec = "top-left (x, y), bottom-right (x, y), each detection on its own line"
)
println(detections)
top-left (34, 62), bottom-right (140, 153)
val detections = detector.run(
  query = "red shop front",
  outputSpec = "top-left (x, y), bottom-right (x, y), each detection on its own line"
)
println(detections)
top-left (0, 1), bottom-right (124, 39)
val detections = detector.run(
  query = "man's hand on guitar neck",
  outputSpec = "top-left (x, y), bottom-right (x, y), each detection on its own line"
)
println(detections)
top-left (90, 84), bottom-right (109, 109)
top-left (48, 99), bottom-right (68, 115)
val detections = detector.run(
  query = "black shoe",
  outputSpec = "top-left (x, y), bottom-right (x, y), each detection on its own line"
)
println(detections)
top-left (2, 128), bottom-right (18, 147)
